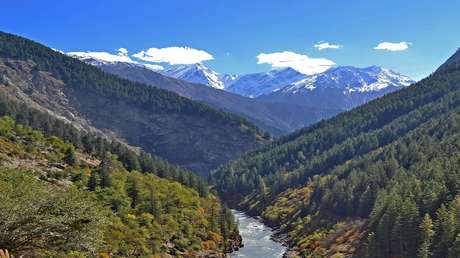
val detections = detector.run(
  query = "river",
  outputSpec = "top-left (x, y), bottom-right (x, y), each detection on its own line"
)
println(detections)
top-left (231, 210), bottom-right (287, 258)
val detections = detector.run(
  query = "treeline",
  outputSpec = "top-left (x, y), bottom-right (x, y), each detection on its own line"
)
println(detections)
top-left (0, 115), bottom-right (240, 256)
top-left (0, 92), bottom-right (208, 196)
top-left (211, 52), bottom-right (460, 256)
top-left (0, 31), bottom-right (265, 138)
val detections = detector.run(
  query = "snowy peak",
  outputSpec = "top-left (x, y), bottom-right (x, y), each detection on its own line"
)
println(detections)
top-left (218, 73), bottom-right (239, 86)
top-left (281, 66), bottom-right (414, 94)
top-left (67, 50), bottom-right (136, 65)
top-left (225, 67), bottom-right (307, 98)
top-left (161, 63), bottom-right (225, 90)
top-left (67, 50), bottom-right (413, 99)
top-left (259, 66), bottom-right (415, 111)
top-left (67, 51), bottom-right (165, 72)
top-left (161, 65), bottom-right (308, 97)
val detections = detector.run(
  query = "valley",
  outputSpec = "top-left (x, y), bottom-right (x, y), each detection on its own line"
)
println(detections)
top-left (2, 31), bottom-right (458, 257)
top-left (1, 2), bottom-right (459, 257)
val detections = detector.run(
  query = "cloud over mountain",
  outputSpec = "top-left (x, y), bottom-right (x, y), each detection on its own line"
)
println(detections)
top-left (133, 47), bottom-right (214, 65)
top-left (257, 51), bottom-right (335, 75)
top-left (67, 48), bottom-right (137, 63)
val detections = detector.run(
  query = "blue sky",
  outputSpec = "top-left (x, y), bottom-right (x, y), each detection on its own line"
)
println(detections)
top-left (2, 0), bottom-right (460, 80)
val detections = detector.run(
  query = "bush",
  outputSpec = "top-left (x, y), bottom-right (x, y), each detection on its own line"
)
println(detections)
top-left (0, 169), bottom-right (110, 256)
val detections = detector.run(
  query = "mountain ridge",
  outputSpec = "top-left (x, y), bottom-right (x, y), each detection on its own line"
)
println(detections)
top-left (259, 65), bottom-right (414, 110)
top-left (66, 50), bottom-right (413, 136)
top-left (0, 31), bottom-right (265, 175)
top-left (161, 63), bottom-right (226, 89)
top-left (158, 62), bottom-right (413, 100)
top-left (77, 59), bottom-right (341, 136)
top-left (224, 67), bottom-right (307, 97)
top-left (437, 48), bottom-right (460, 72)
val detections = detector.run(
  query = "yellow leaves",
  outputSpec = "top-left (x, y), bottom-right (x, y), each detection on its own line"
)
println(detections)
top-left (209, 232), bottom-right (223, 243)
top-left (0, 137), bottom-right (21, 155)
top-left (201, 240), bottom-right (217, 250)
top-left (66, 251), bottom-right (86, 258)
top-left (140, 212), bottom-right (154, 223)
top-left (295, 220), bottom-right (366, 257)
top-left (98, 253), bottom-right (110, 258)
top-left (126, 213), bottom-right (137, 220)
top-left (0, 249), bottom-right (10, 258)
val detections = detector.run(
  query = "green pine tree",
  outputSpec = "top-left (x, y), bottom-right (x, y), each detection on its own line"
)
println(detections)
top-left (87, 170), bottom-right (98, 191)
top-left (418, 213), bottom-right (434, 258)
top-left (64, 147), bottom-right (77, 166)
top-left (99, 153), bottom-right (112, 188)
top-left (448, 234), bottom-right (460, 258)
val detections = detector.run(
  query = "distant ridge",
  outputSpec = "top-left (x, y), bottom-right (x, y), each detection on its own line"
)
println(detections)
top-left (78, 59), bottom-right (341, 136)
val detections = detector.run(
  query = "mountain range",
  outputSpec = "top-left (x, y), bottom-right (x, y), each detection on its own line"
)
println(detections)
top-left (162, 64), bottom-right (307, 98)
top-left (69, 53), bottom-right (414, 136)
top-left (259, 65), bottom-right (414, 110)
top-left (74, 57), bottom-right (341, 136)
top-left (160, 63), bottom-right (414, 103)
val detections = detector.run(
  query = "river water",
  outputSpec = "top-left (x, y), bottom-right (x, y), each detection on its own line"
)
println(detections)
top-left (231, 210), bottom-right (287, 258)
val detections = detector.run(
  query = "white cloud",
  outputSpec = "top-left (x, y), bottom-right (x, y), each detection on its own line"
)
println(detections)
top-left (67, 49), bottom-right (137, 63)
top-left (117, 48), bottom-right (128, 56)
top-left (257, 51), bottom-right (335, 75)
top-left (374, 41), bottom-right (411, 51)
top-left (133, 47), bottom-right (214, 65)
top-left (314, 41), bottom-right (342, 50)
top-left (143, 63), bottom-right (164, 71)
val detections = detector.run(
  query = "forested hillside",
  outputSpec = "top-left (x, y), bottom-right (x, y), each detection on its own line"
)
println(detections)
top-left (212, 50), bottom-right (460, 257)
top-left (0, 31), bottom-right (267, 175)
top-left (94, 61), bottom-right (339, 136)
top-left (0, 94), bottom-right (241, 257)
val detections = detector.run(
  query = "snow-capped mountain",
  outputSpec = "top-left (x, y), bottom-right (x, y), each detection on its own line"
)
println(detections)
top-left (67, 51), bottom-right (165, 72)
top-left (278, 66), bottom-right (413, 94)
top-left (159, 64), bottom-right (307, 97)
top-left (67, 54), bottom-right (336, 135)
top-left (67, 50), bottom-right (414, 134)
top-left (159, 64), bottom-right (413, 102)
top-left (67, 51), bottom-right (135, 65)
top-left (259, 66), bottom-right (415, 110)
top-left (218, 73), bottom-right (239, 86)
top-left (161, 63), bottom-right (226, 90)
top-left (224, 67), bottom-right (307, 97)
